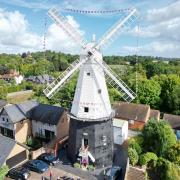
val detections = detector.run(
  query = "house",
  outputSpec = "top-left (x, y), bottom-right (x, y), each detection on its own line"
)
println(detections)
top-left (113, 118), bottom-right (128, 145)
top-left (26, 74), bottom-right (54, 84)
top-left (0, 100), bottom-right (38, 143)
top-left (113, 102), bottom-right (160, 130)
top-left (0, 134), bottom-right (29, 169)
top-left (163, 113), bottom-right (180, 139)
top-left (0, 70), bottom-right (23, 85)
top-left (0, 99), bottom-right (69, 150)
top-left (31, 104), bottom-right (69, 147)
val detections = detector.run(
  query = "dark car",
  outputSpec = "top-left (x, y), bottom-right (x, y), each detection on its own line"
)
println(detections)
top-left (37, 153), bottom-right (59, 165)
top-left (6, 166), bottom-right (30, 180)
top-left (23, 160), bottom-right (49, 173)
top-left (104, 166), bottom-right (122, 180)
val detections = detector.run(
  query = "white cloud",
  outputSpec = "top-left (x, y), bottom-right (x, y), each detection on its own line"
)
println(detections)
top-left (0, 8), bottom-right (84, 54)
top-left (123, 41), bottom-right (180, 58)
top-left (146, 1), bottom-right (180, 23)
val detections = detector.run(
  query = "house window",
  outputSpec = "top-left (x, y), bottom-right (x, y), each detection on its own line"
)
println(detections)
top-left (98, 89), bottom-right (101, 94)
top-left (87, 72), bottom-right (90, 76)
top-left (2, 117), bottom-right (5, 121)
top-left (6, 119), bottom-right (9, 122)
top-left (48, 123), bottom-right (51, 126)
top-left (84, 107), bottom-right (89, 112)
top-left (129, 120), bottom-right (134, 125)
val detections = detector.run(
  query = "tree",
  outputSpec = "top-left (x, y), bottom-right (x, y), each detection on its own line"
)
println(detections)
top-left (128, 138), bottom-right (142, 155)
top-left (142, 119), bottom-right (176, 157)
top-left (137, 79), bottom-right (161, 108)
top-left (128, 148), bottom-right (139, 166)
top-left (155, 158), bottom-right (180, 180)
top-left (139, 152), bottom-right (158, 166)
top-left (153, 74), bottom-right (180, 113)
top-left (165, 142), bottom-right (180, 166)
top-left (0, 165), bottom-right (9, 180)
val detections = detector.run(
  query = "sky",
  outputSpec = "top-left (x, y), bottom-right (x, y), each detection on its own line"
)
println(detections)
top-left (0, 0), bottom-right (180, 57)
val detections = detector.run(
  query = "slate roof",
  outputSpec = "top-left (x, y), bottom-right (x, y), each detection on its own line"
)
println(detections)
top-left (30, 104), bottom-right (65, 125)
top-left (0, 134), bottom-right (16, 167)
top-left (1, 100), bottom-right (38, 123)
top-left (113, 102), bottom-right (150, 122)
top-left (26, 74), bottom-right (54, 84)
top-left (164, 113), bottom-right (180, 129)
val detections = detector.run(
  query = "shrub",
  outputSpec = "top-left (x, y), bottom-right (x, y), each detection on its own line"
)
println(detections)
top-left (0, 165), bottom-right (9, 180)
top-left (26, 136), bottom-right (41, 150)
top-left (155, 157), bottom-right (180, 180)
top-left (139, 152), bottom-right (158, 167)
top-left (129, 138), bottom-right (142, 155)
top-left (73, 162), bottom-right (81, 168)
top-left (128, 148), bottom-right (139, 166)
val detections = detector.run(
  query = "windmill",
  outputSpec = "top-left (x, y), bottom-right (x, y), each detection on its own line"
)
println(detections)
top-left (44, 7), bottom-right (138, 168)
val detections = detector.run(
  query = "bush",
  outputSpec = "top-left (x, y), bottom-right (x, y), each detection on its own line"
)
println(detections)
top-left (155, 157), bottom-right (180, 180)
top-left (26, 136), bottom-right (41, 150)
top-left (0, 165), bottom-right (9, 180)
top-left (142, 119), bottom-right (176, 157)
top-left (73, 162), bottom-right (81, 168)
top-left (129, 138), bottom-right (142, 155)
top-left (128, 148), bottom-right (139, 166)
top-left (139, 152), bottom-right (158, 167)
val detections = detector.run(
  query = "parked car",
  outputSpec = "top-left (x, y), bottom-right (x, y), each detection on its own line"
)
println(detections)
top-left (104, 166), bottom-right (122, 180)
top-left (6, 166), bottom-right (30, 180)
top-left (23, 160), bottom-right (49, 173)
top-left (37, 153), bottom-right (59, 165)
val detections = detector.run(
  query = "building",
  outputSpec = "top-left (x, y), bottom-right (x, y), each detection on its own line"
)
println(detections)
top-left (0, 100), bottom-right (69, 149)
top-left (113, 102), bottom-right (160, 130)
top-left (0, 70), bottom-right (23, 85)
top-left (26, 74), bottom-right (54, 84)
top-left (0, 134), bottom-right (29, 169)
top-left (113, 118), bottom-right (128, 145)
top-left (0, 100), bottom-right (38, 143)
top-left (31, 104), bottom-right (69, 146)
top-left (163, 113), bottom-right (180, 139)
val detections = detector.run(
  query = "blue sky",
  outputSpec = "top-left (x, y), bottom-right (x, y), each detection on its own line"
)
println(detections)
top-left (0, 0), bottom-right (180, 57)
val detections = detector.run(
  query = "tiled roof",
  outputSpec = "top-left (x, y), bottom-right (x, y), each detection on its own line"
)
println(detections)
top-left (113, 102), bottom-right (150, 122)
top-left (26, 74), bottom-right (54, 84)
top-left (0, 134), bottom-right (16, 167)
top-left (149, 109), bottom-right (160, 120)
top-left (30, 104), bottom-right (65, 125)
top-left (163, 113), bottom-right (180, 129)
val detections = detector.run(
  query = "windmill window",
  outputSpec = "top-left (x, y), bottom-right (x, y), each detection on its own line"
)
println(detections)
top-left (84, 107), bottom-right (89, 112)
top-left (87, 72), bottom-right (90, 76)
top-left (98, 89), bottom-right (101, 94)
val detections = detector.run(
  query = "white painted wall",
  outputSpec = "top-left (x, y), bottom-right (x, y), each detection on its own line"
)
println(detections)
top-left (113, 120), bottom-right (128, 145)
top-left (0, 113), bottom-right (14, 130)
top-left (32, 120), bottom-right (56, 137)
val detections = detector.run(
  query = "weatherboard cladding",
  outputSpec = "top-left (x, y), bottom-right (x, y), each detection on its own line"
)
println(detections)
top-left (0, 134), bottom-right (16, 166)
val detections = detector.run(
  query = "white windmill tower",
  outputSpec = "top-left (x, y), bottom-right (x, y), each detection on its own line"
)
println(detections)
top-left (44, 8), bottom-right (138, 168)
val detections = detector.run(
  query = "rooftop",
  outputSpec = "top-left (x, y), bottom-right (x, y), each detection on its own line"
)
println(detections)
top-left (163, 113), bottom-right (180, 129)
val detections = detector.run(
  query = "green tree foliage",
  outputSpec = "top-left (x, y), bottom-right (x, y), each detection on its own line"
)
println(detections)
top-left (153, 74), bottom-right (180, 114)
top-left (128, 148), bottom-right (139, 166)
top-left (139, 152), bottom-right (158, 166)
top-left (142, 119), bottom-right (176, 157)
top-left (137, 79), bottom-right (161, 108)
top-left (155, 158), bottom-right (180, 180)
top-left (0, 165), bottom-right (9, 180)
top-left (165, 142), bottom-right (180, 166)
top-left (128, 138), bottom-right (142, 155)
